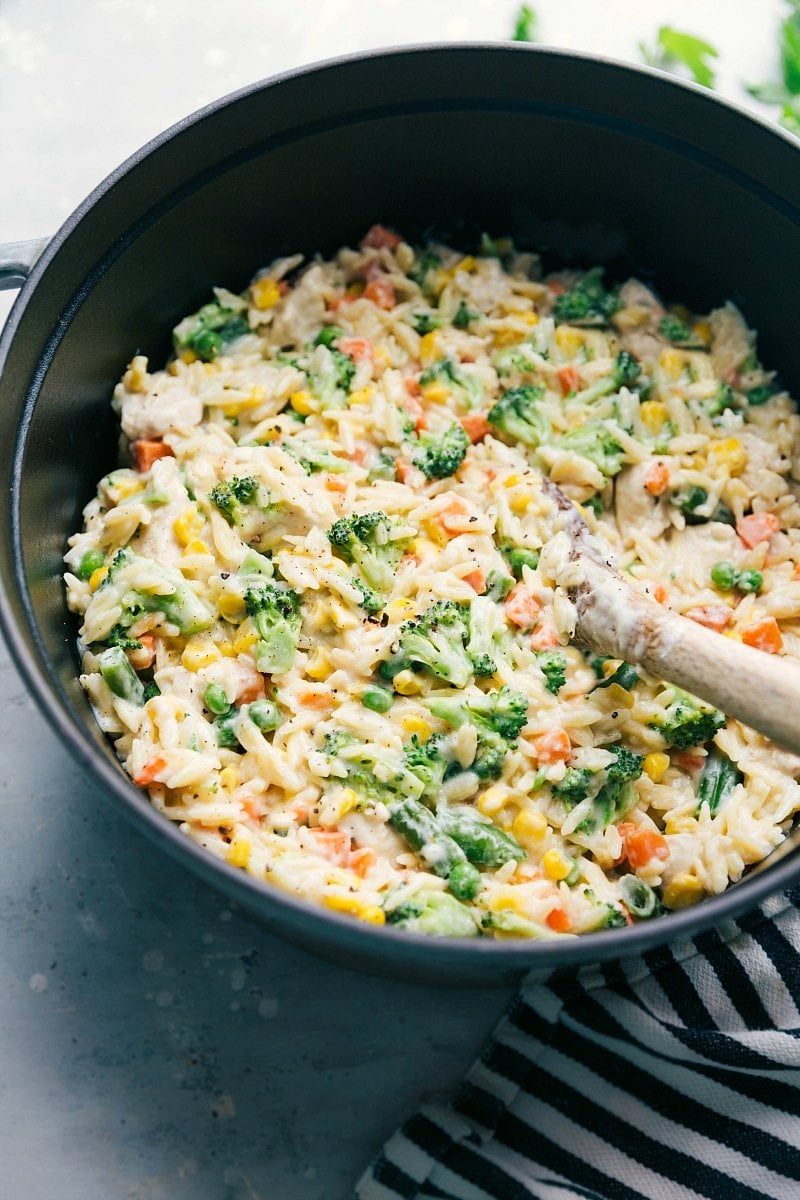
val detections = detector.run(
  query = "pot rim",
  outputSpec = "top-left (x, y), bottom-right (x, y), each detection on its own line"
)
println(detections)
top-left (2, 41), bottom-right (799, 974)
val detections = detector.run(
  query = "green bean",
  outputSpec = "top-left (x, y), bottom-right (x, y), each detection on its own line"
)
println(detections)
top-left (97, 646), bottom-right (144, 706)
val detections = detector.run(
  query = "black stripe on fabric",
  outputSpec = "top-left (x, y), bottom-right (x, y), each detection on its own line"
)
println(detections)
top-left (505, 1001), bottom-right (800, 1183)
top-left (693, 927), bottom-right (773, 1029)
top-left (369, 1152), bottom-right (420, 1199)
top-left (533, 984), bottom-right (800, 1114)
top-left (455, 1080), bottom-right (507, 1132)
top-left (499, 1048), bottom-right (771, 1200)
top-left (646, 947), bottom-right (720, 1032)
top-left (746, 918), bottom-right (800, 1013)
top-left (403, 1112), bottom-right (462, 1162)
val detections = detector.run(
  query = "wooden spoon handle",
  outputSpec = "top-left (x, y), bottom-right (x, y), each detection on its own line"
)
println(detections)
top-left (574, 561), bottom-right (800, 754)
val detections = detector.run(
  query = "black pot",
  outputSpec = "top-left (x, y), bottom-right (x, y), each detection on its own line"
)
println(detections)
top-left (3, 44), bottom-right (800, 985)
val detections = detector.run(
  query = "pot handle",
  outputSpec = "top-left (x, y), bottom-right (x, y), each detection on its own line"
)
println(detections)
top-left (0, 237), bottom-right (50, 291)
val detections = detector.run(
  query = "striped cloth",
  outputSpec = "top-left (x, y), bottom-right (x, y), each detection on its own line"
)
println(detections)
top-left (356, 888), bottom-right (800, 1200)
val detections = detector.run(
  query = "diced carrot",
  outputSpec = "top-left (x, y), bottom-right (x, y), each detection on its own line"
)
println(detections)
top-left (308, 828), bottom-right (351, 866)
top-left (546, 906), bottom-right (573, 933)
top-left (298, 689), bottom-right (332, 709)
top-left (403, 376), bottom-right (422, 397)
top-left (344, 445), bottom-right (367, 464)
top-left (742, 615), bottom-right (784, 654)
top-left (437, 497), bottom-right (476, 535)
top-left (675, 752), bottom-right (705, 771)
top-left (133, 754), bottom-right (168, 787)
top-left (402, 391), bottom-right (426, 431)
top-left (128, 633), bottom-right (156, 670)
top-left (290, 798), bottom-right (310, 824)
top-left (339, 336), bottom-right (373, 365)
top-left (235, 666), bottom-right (266, 705)
top-left (360, 224), bottom-right (402, 250)
top-left (132, 438), bottom-right (174, 473)
top-left (557, 365), bottom-right (582, 396)
top-left (736, 512), bottom-right (780, 548)
top-left (395, 459), bottom-right (414, 484)
top-left (643, 460), bottom-right (670, 496)
top-left (462, 567), bottom-right (487, 594)
top-left (548, 280), bottom-right (568, 295)
top-left (531, 622), bottom-right (560, 650)
top-left (328, 293), bottom-right (353, 311)
top-left (242, 795), bottom-right (266, 820)
top-left (684, 605), bottom-right (732, 632)
top-left (460, 411), bottom-right (491, 443)
top-left (533, 728), bottom-right (572, 764)
top-left (349, 846), bottom-right (377, 878)
top-left (364, 278), bottom-right (396, 310)
top-left (652, 584), bottom-right (669, 606)
top-left (325, 476), bottom-right (349, 493)
top-left (623, 828), bottom-right (670, 870)
top-left (504, 583), bottom-right (542, 629)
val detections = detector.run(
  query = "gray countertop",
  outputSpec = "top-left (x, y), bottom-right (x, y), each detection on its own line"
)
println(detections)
top-left (0, 2), bottom-right (784, 1196)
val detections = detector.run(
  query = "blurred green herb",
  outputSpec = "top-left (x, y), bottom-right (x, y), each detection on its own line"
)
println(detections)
top-left (640, 26), bottom-right (719, 89)
top-left (748, 1), bottom-right (800, 134)
top-left (512, 3), bottom-right (537, 43)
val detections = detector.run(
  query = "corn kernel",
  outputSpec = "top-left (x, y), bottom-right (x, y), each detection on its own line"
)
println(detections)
top-left (512, 809), bottom-right (547, 845)
top-left (521, 310), bottom-right (540, 325)
top-left (181, 639), bottom-right (219, 671)
top-left (220, 767), bottom-right (239, 793)
top-left (418, 331), bottom-right (439, 364)
top-left (639, 400), bottom-right (668, 431)
top-left (478, 786), bottom-right (506, 817)
top-left (306, 647), bottom-right (332, 681)
top-left (712, 437), bottom-right (747, 475)
top-left (692, 319), bottom-right (711, 345)
top-left (323, 894), bottom-right (386, 924)
top-left (604, 682), bottom-right (635, 709)
top-left (555, 326), bottom-right (583, 355)
top-left (453, 255), bottom-right (476, 274)
top-left (218, 591), bottom-right (245, 619)
top-left (251, 276), bottom-right (281, 309)
top-left (393, 670), bottom-right (424, 695)
top-left (387, 598), bottom-right (416, 619)
top-left (172, 507), bottom-right (204, 547)
top-left (490, 892), bottom-right (525, 914)
top-left (338, 788), bottom-right (358, 818)
top-left (348, 387), bottom-right (374, 406)
top-left (413, 537), bottom-right (439, 561)
top-left (658, 348), bottom-right (686, 380)
top-left (503, 473), bottom-right (521, 488)
top-left (290, 389), bottom-right (315, 416)
top-left (493, 328), bottom-right (524, 348)
top-left (345, 281), bottom-right (365, 298)
top-left (510, 492), bottom-right (532, 514)
top-left (542, 849), bottom-right (571, 881)
top-left (420, 382), bottom-right (449, 404)
top-left (226, 838), bottom-right (251, 868)
top-left (373, 346), bottom-right (391, 368)
top-left (232, 625), bottom-right (259, 655)
top-left (182, 538), bottom-right (210, 558)
top-left (421, 517), bottom-right (449, 548)
top-left (89, 566), bottom-right (108, 592)
top-left (114, 477), bottom-right (144, 500)
top-left (662, 873), bottom-right (705, 910)
top-left (401, 715), bottom-right (432, 738)
top-left (218, 639), bottom-right (236, 658)
top-left (179, 349), bottom-right (198, 365)
top-left (643, 752), bottom-right (670, 783)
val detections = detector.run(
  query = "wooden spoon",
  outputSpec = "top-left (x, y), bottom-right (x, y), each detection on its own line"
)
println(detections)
top-left (542, 478), bottom-right (800, 755)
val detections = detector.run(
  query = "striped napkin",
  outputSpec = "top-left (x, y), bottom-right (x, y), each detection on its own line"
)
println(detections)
top-left (356, 887), bottom-right (800, 1200)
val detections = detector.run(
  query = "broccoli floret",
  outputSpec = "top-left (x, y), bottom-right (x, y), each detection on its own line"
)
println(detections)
top-left (428, 686), bottom-right (528, 781)
top-left (696, 745), bottom-right (743, 815)
top-left (538, 648), bottom-right (567, 694)
top-left (280, 438), bottom-right (349, 475)
top-left (558, 421), bottom-right (625, 477)
top-left (244, 580), bottom-right (302, 675)
top-left (465, 596), bottom-right (511, 676)
top-left (323, 731), bottom-right (427, 804)
top-left (669, 486), bottom-right (735, 526)
top-left (453, 300), bottom-right (479, 329)
top-left (327, 511), bottom-right (413, 609)
top-left (501, 545), bottom-right (540, 579)
top-left (658, 315), bottom-right (705, 346)
top-left (552, 267), bottom-right (620, 326)
top-left (409, 251), bottom-right (442, 293)
top-left (552, 767), bottom-right (594, 806)
top-left (650, 688), bottom-right (726, 750)
top-left (382, 600), bottom-right (474, 688)
top-left (419, 358), bottom-right (483, 408)
top-left (306, 344), bottom-right (356, 408)
top-left (593, 661), bottom-right (640, 692)
top-left (410, 310), bottom-right (442, 335)
top-left (493, 340), bottom-right (545, 376)
top-left (100, 624), bottom-right (143, 652)
top-left (412, 422), bottom-right (469, 480)
top-left (209, 475), bottom-right (260, 526)
top-left (404, 733), bottom-right (448, 799)
top-left (386, 889), bottom-right (479, 937)
top-left (487, 385), bottom-right (548, 447)
top-left (110, 553), bottom-right (214, 636)
top-left (313, 325), bottom-right (343, 348)
top-left (173, 298), bottom-right (250, 362)
top-left (569, 351), bottom-right (641, 406)
top-left (367, 450), bottom-right (398, 483)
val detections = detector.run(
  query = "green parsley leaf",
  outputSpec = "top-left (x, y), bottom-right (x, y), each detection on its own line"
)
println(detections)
top-left (511, 3), bottom-right (537, 43)
top-left (641, 26), bottom-right (719, 90)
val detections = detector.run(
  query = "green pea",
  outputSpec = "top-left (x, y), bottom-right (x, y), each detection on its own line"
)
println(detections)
top-left (711, 560), bottom-right (737, 590)
top-left (506, 547), bottom-right (540, 578)
top-left (77, 548), bottom-right (105, 580)
top-left (249, 699), bottom-right (281, 731)
top-left (747, 385), bottom-right (773, 406)
top-left (204, 683), bottom-right (231, 716)
top-left (736, 568), bottom-right (763, 594)
top-left (361, 685), bottom-right (393, 713)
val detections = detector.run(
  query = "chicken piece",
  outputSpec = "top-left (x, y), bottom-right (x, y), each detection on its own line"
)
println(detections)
top-left (663, 523), bottom-right (739, 591)
top-left (130, 456), bottom-right (192, 566)
top-left (613, 460), bottom-right (670, 545)
top-left (709, 302), bottom-right (755, 381)
top-left (119, 374), bottom-right (203, 441)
